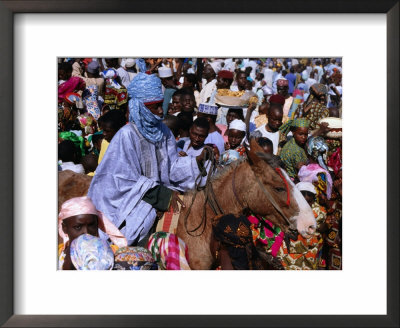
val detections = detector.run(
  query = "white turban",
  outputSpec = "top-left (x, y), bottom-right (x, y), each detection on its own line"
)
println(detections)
top-left (209, 61), bottom-right (222, 75)
top-left (125, 58), bottom-right (136, 68)
top-left (229, 119), bottom-right (246, 132)
top-left (296, 182), bottom-right (316, 194)
top-left (158, 66), bottom-right (173, 78)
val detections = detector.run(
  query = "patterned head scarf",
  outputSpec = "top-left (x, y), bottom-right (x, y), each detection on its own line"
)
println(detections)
top-left (279, 118), bottom-right (310, 136)
top-left (219, 149), bottom-right (241, 166)
top-left (82, 85), bottom-right (101, 120)
top-left (58, 196), bottom-right (127, 248)
top-left (306, 136), bottom-right (329, 170)
top-left (70, 234), bottom-right (114, 270)
top-left (310, 83), bottom-right (328, 96)
top-left (212, 214), bottom-right (263, 270)
top-left (127, 58), bottom-right (164, 143)
top-left (147, 232), bottom-right (191, 270)
top-left (113, 246), bottom-right (158, 270)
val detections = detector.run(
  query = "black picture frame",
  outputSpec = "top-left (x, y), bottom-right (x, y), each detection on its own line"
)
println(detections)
top-left (1, 1), bottom-right (398, 327)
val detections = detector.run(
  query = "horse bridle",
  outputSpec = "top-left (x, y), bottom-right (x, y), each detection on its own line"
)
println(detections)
top-left (232, 164), bottom-right (293, 227)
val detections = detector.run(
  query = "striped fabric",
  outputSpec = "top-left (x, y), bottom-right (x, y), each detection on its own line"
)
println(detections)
top-left (147, 232), bottom-right (191, 270)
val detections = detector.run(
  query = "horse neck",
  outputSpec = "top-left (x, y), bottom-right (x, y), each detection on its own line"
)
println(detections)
top-left (211, 163), bottom-right (248, 216)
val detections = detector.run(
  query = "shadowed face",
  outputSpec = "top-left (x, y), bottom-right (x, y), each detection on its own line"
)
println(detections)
top-left (62, 214), bottom-right (99, 243)
top-left (293, 127), bottom-right (309, 146)
top-left (189, 125), bottom-right (209, 149)
top-left (145, 101), bottom-right (164, 118)
top-left (202, 64), bottom-right (215, 80)
top-left (236, 72), bottom-right (247, 89)
top-left (228, 129), bottom-right (245, 149)
top-left (267, 107), bottom-right (283, 132)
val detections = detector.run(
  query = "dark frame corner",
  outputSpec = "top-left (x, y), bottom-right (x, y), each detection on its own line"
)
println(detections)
top-left (1, 1), bottom-right (398, 327)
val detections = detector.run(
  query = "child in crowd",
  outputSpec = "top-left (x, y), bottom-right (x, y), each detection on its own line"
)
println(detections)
top-left (58, 196), bottom-right (127, 270)
top-left (81, 153), bottom-right (99, 176)
top-left (279, 118), bottom-right (310, 180)
top-left (257, 137), bottom-right (274, 154)
top-left (219, 119), bottom-right (246, 166)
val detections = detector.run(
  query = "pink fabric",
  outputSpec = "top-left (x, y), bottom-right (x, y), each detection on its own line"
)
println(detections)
top-left (298, 164), bottom-right (333, 199)
top-left (58, 77), bottom-right (86, 102)
top-left (216, 124), bottom-right (228, 143)
top-left (58, 196), bottom-right (127, 248)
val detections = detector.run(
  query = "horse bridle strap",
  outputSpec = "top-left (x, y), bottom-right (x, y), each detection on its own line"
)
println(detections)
top-left (253, 173), bottom-right (292, 227)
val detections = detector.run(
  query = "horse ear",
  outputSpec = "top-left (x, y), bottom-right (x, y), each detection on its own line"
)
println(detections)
top-left (246, 137), bottom-right (264, 166)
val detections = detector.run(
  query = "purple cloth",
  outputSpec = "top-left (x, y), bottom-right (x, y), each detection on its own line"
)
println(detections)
top-left (88, 122), bottom-right (201, 245)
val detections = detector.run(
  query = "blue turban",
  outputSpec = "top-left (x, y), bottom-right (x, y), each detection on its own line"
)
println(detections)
top-left (127, 59), bottom-right (164, 143)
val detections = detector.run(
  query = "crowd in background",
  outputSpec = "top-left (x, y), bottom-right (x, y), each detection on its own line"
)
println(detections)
top-left (58, 57), bottom-right (342, 270)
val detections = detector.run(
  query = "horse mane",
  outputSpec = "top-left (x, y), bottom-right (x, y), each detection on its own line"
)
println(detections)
top-left (212, 152), bottom-right (284, 182)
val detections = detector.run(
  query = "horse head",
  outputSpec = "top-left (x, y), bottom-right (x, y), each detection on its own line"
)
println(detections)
top-left (241, 138), bottom-right (316, 238)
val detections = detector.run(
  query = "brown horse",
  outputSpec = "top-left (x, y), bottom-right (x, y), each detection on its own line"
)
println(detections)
top-left (58, 170), bottom-right (92, 213)
top-left (176, 138), bottom-right (317, 270)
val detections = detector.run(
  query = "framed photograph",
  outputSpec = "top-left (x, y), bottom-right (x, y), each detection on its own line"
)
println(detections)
top-left (1, 1), bottom-right (398, 327)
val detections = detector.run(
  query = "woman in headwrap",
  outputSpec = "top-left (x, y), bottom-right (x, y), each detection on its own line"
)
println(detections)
top-left (58, 196), bottom-right (127, 270)
top-left (293, 83), bottom-right (329, 130)
top-left (219, 119), bottom-right (247, 166)
top-left (147, 231), bottom-right (191, 270)
top-left (88, 59), bottom-right (212, 246)
top-left (298, 136), bottom-right (333, 204)
top-left (210, 214), bottom-right (265, 270)
top-left (58, 62), bottom-right (86, 103)
top-left (278, 118), bottom-right (310, 180)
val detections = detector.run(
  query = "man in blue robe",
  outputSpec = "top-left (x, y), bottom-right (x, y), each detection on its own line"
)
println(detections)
top-left (88, 59), bottom-right (207, 245)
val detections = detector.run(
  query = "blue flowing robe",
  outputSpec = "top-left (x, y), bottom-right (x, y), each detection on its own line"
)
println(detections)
top-left (88, 122), bottom-right (200, 245)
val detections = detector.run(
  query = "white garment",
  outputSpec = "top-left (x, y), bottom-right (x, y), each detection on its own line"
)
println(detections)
top-left (262, 68), bottom-right (274, 88)
top-left (245, 60), bottom-right (258, 80)
top-left (116, 67), bottom-right (131, 89)
top-left (60, 162), bottom-right (85, 174)
top-left (254, 125), bottom-right (280, 155)
top-left (199, 79), bottom-right (217, 103)
top-left (305, 78), bottom-right (317, 90)
top-left (204, 130), bottom-right (225, 156)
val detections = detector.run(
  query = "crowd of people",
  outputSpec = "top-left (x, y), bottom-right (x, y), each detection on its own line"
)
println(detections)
top-left (58, 57), bottom-right (342, 270)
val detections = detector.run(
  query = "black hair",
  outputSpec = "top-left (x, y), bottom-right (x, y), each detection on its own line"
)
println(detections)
top-left (58, 140), bottom-right (79, 163)
top-left (163, 114), bottom-right (180, 138)
top-left (257, 137), bottom-right (273, 148)
top-left (81, 153), bottom-right (99, 174)
top-left (59, 62), bottom-right (72, 74)
top-left (91, 133), bottom-right (104, 146)
top-left (183, 73), bottom-right (199, 91)
top-left (316, 60), bottom-right (321, 66)
top-left (227, 107), bottom-right (245, 121)
top-left (290, 67), bottom-right (295, 73)
top-left (244, 66), bottom-right (252, 75)
top-left (98, 110), bottom-right (126, 131)
top-left (282, 70), bottom-right (288, 77)
top-left (192, 117), bottom-right (210, 131)
top-left (174, 87), bottom-right (194, 97)
top-left (236, 71), bottom-right (247, 79)
top-left (177, 112), bottom-right (193, 131)
top-left (267, 103), bottom-right (283, 115)
top-left (257, 73), bottom-right (264, 80)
